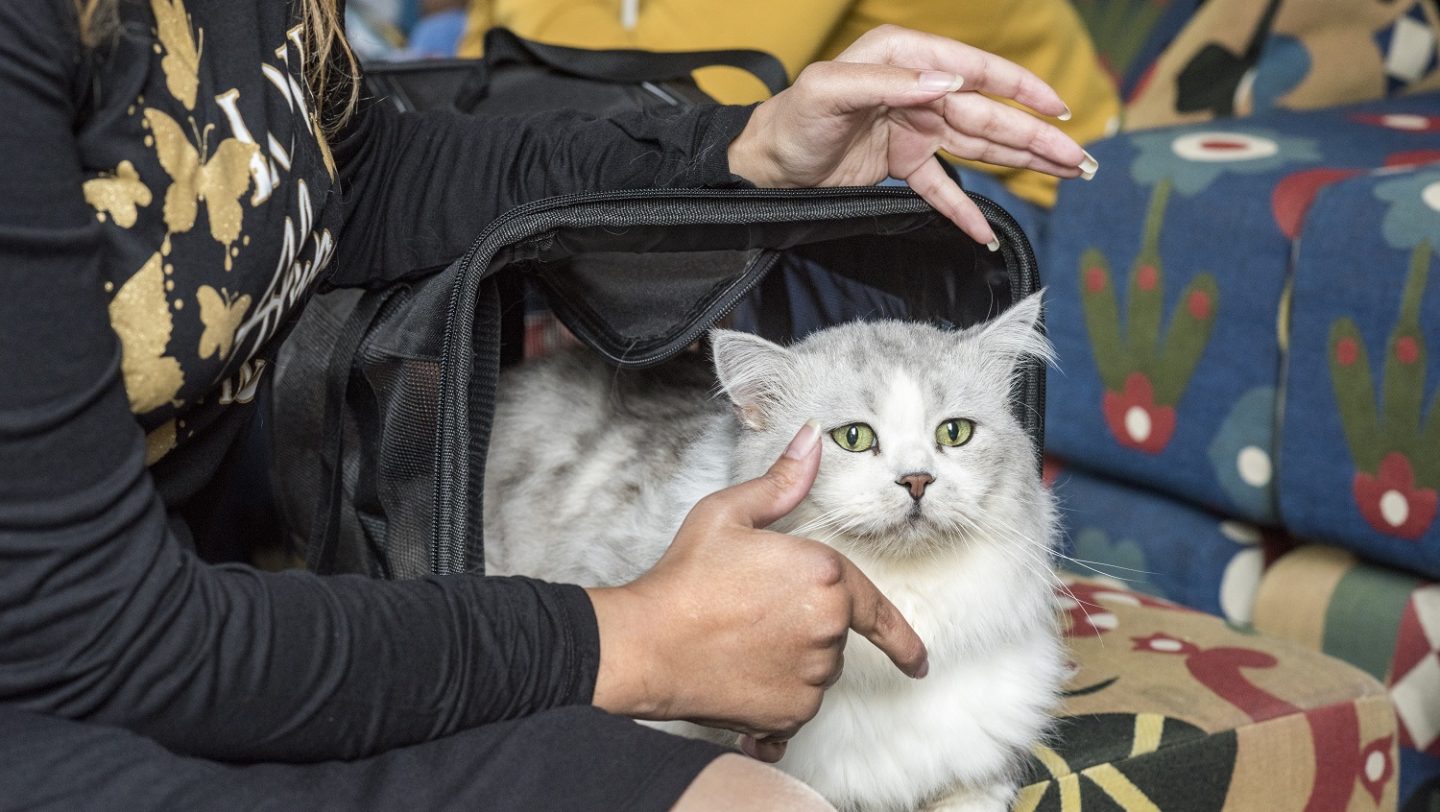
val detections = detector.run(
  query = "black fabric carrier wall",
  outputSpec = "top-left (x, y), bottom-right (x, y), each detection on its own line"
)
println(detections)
top-left (270, 34), bottom-right (1046, 581)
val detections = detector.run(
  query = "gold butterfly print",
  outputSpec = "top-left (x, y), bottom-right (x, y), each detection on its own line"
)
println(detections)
top-left (108, 252), bottom-right (185, 415)
top-left (151, 0), bottom-right (201, 110)
top-left (83, 160), bottom-right (153, 228)
top-left (145, 419), bottom-right (178, 466)
top-left (145, 108), bottom-right (258, 266)
top-left (196, 284), bottom-right (252, 360)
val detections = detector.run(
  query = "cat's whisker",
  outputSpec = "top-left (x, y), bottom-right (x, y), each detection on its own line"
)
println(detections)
top-left (958, 512), bottom-right (1106, 645)
top-left (953, 511), bottom-right (1051, 583)
top-left (981, 535), bottom-right (1099, 642)
top-left (786, 507), bottom-right (858, 539)
top-left (1046, 551), bottom-right (1146, 583)
top-left (1060, 557), bottom-right (1157, 576)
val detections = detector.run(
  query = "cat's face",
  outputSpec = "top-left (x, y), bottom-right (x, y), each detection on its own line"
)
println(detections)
top-left (712, 291), bottom-right (1051, 559)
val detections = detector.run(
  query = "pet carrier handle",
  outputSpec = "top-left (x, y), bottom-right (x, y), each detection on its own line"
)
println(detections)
top-left (306, 292), bottom-right (390, 575)
top-left (470, 27), bottom-right (790, 97)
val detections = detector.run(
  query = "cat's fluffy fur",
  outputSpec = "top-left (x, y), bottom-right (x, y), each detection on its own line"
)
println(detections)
top-left (484, 292), bottom-right (1064, 812)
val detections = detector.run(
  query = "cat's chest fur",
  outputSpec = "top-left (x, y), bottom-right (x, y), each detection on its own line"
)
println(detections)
top-left (777, 545), bottom-right (1063, 810)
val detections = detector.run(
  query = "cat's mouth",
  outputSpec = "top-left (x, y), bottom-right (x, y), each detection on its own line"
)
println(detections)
top-left (840, 506), bottom-right (967, 555)
top-left (892, 503), bottom-right (947, 538)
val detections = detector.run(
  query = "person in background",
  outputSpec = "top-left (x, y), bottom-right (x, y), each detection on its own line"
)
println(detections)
top-left (403, 0), bottom-right (468, 58)
top-left (460, 0), bottom-right (1121, 208)
top-left (348, 0), bottom-right (469, 60)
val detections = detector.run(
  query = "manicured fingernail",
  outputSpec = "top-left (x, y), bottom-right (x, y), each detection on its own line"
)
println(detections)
top-left (986, 238), bottom-right (1001, 253)
top-left (783, 420), bottom-right (823, 460)
top-left (1058, 104), bottom-right (1073, 122)
top-left (1080, 150), bottom-right (1099, 181)
top-left (918, 71), bottom-right (964, 93)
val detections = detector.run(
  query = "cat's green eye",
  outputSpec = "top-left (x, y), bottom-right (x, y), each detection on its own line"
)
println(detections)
top-left (831, 423), bottom-right (877, 452)
top-left (935, 418), bottom-right (975, 447)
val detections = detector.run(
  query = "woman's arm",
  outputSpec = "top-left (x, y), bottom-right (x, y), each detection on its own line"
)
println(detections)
top-left (0, 0), bottom-right (605, 763)
top-left (326, 100), bottom-right (754, 286)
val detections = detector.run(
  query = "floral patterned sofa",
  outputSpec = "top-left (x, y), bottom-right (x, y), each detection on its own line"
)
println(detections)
top-left (1024, 2), bottom-right (1440, 809)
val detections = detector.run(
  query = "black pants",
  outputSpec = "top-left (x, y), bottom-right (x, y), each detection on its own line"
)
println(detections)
top-left (0, 704), bottom-right (725, 811)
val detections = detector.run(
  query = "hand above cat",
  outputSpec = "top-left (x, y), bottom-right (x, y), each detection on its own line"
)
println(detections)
top-left (726, 24), bottom-right (1098, 249)
top-left (586, 421), bottom-right (929, 762)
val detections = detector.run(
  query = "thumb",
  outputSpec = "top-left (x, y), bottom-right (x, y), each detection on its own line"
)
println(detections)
top-left (713, 421), bottom-right (823, 529)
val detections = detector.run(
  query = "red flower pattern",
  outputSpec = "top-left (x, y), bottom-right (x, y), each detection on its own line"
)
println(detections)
top-left (1335, 336), bottom-right (1359, 367)
top-left (1352, 452), bottom-right (1437, 540)
top-left (1271, 168), bottom-right (1365, 239)
top-left (1102, 372), bottom-right (1176, 454)
top-left (1084, 265), bottom-right (1108, 293)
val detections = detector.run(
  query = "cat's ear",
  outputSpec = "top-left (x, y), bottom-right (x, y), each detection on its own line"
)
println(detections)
top-left (973, 290), bottom-right (1057, 379)
top-left (710, 329), bottom-right (795, 430)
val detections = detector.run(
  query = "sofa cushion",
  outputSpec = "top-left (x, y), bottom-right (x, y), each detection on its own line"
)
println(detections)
top-left (1011, 576), bottom-right (1399, 811)
top-left (1280, 163), bottom-right (1440, 579)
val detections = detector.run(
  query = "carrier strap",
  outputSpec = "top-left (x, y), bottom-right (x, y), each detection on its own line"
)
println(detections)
top-left (307, 292), bottom-right (390, 575)
top-left (468, 27), bottom-right (789, 98)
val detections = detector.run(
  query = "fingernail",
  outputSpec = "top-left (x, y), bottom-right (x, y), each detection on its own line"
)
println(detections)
top-left (914, 659), bottom-right (929, 679)
top-left (1058, 104), bottom-right (1073, 122)
top-left (986, 238), bottom-right (1001, 253)
top-left (1079, 150), bottom-right (1099, 181)
top-left (918, 71), bottom-right (964, 93)
top-left (783, 420), bottom-right (823, 460)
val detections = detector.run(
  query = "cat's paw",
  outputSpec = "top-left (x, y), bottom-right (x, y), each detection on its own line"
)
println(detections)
top-left (921, 782), bottom-right (1014, 812)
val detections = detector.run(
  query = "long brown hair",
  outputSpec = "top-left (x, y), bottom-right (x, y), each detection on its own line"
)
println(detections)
top-left (74, 0), bottom-right (360, 137)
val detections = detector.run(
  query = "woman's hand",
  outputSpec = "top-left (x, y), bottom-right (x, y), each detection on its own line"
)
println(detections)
top-left (726, 24), bottom-right (1098, 248)
top-left (586, 422), bottom-right (927, 762)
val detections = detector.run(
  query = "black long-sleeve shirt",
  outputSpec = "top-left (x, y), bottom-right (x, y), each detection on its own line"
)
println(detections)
top-left (0, 0), bottom-right (749, 763)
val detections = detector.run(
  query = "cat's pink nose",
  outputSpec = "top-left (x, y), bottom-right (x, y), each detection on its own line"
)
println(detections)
top-left (896, 473), bottom-right (935, 501)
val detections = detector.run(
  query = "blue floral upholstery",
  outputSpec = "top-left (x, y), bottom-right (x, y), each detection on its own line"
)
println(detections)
top-left (1046, 94), bottom-right (1440, 532)
top-left (1041, 91), bottom-right (1440, 811)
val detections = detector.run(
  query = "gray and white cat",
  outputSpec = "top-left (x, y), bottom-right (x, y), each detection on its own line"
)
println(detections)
top-left (483, 291), bottom-right (1064, 812)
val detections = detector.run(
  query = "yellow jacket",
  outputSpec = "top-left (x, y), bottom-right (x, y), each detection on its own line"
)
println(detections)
top-left (459, 0), bottom-right (1118, 206)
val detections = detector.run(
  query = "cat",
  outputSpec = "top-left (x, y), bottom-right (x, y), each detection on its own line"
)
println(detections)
top-left (483, 290), bottom-right (1064, 812)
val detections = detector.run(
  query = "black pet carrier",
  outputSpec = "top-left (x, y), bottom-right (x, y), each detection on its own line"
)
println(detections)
top-left (268, 32), bottom-right (1046, 580)
top-left (271, 187), bottom-right (1044, 579)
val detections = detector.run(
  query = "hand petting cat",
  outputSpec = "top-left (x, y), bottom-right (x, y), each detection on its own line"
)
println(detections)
top-left (726, 24), bottom-right (1098, 249)
top-left (585, 421), bottom-right (929, 763)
